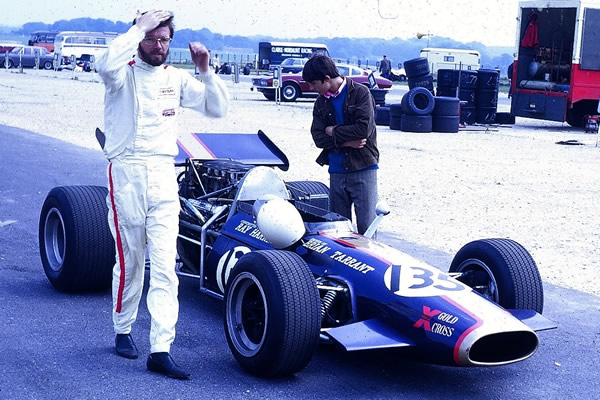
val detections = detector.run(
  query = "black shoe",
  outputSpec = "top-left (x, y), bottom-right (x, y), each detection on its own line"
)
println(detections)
top-left (147, 352), bottom-right (190, 380)
top-left (115, 334), bottom-right (138, 359)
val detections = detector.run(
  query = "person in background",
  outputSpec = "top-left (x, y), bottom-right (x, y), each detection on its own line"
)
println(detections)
top-left (379, 55), bottom-right (391, 79)
top-left (95, 9), bottom-right (229, 380)
top-left (302, 55), bottom-right (379, 235)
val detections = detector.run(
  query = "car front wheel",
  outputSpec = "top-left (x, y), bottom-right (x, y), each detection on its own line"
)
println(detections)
top-left (449, 238), bottom-right (544, 313)
top-left (224, 250), bottom-right (321, 377)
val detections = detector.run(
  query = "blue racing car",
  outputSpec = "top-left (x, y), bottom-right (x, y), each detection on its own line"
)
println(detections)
top-left (38, 130), bottom-right (556, 377)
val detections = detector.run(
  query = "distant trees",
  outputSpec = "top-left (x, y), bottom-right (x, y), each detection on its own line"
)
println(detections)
top-left (10, 18), bottom-right (513, 73)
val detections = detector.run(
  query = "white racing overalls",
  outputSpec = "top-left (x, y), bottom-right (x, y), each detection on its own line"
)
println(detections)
top-left (96, 25), bottom-right (228, 353)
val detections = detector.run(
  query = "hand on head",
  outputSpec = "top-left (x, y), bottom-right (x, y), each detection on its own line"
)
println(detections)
top-left (135, 9), bottom-right (172, 33)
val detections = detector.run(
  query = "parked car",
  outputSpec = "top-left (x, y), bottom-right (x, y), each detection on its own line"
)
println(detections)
top-left (252, 63), bottom-right (393, 102)
top-left (0, 42), bottom-right (21, 54)
top-left (270, 57), bottom-right (307, 74)
top-left (3, 45), bottom-right (54, 70)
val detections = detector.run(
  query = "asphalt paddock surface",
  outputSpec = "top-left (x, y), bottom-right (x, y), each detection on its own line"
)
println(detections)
top-left (0, 68), bottom-right (599, 398)
top-left (1, 123), bottom-right (599, 400)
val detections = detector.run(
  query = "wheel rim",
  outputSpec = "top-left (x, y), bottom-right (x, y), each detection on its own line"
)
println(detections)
top-left (43, 61), bottom-right (53, 70)
top-left (43, 207), bottom-right (66, 272)
top-left (226, 271), bottom-right (268, 357)
top-left (454, 258), bottom-right (499, 303)
top-left (282, 85), bottom-right (296, 100)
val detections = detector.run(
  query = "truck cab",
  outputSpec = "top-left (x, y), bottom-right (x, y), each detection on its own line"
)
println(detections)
top-left (511, 0), bottom-right (600, 127)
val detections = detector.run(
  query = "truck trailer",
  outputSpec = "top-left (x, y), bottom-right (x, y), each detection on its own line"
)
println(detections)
top-left (510, 0), bottom-right (600, 127)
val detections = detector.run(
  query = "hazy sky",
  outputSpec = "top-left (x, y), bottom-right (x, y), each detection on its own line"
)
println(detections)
top-left (4, 0), bottom-right (522, 47)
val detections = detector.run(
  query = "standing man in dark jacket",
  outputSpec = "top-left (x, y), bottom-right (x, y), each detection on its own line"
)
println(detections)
top-left (379, 55), bottom-right (392, 79)
top-left (302, 55), bottom-right (379, 235)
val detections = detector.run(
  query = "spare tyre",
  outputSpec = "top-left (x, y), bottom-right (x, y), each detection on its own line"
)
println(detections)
top-left (432, 96), bottom-right (460, 116)
top-left (459, 70), bottom-right (478, 89)
top-left (401, 114), bottom-right (432, 133)
top-left (437, 69), bottom-right (459, 88)
top-left (477, 69), bottom-right (500, 90)
top-left (404, 57), bottom-right (430, 78)
top-left (476, 107), bottom-right (497, 124)
top-left (375, 106), bottom-right (391, 126)
top-left (401, 87), bottom-right (435, 116)
top-left (432, 115), bottom-right (460, 133)
top-left (408, 74), bottom-right (434, 92)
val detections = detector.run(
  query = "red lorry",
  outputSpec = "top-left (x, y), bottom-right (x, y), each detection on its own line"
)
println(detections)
top-left (510, 0), bottom-right (600, 127)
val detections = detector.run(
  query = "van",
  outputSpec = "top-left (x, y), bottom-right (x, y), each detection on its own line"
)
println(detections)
top-left (420, 48), bottom-right (481, 77)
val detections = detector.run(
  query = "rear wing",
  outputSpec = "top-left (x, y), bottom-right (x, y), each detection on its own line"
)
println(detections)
top-left (176, 130), bottom-right (289, 170)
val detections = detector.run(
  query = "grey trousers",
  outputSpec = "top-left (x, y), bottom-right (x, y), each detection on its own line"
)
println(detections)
top-left (329, 168), bottom-right (378, 235)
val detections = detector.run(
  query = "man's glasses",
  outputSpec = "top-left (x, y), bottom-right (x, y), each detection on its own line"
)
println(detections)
top-left (142, 37), bottom-right (172, 46)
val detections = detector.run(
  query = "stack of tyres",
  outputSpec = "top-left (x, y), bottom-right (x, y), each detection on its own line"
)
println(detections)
top-left (432, 96), bottom-right (460, 133)
top-left (388, 104), bottom-right (403, 130)
top-left (475, 69), bottom-right (499, 124)
top-left (399, 87), bottom-right (435, 132)
top-left (404, 57), bottom-right (434, 94)
top-left (458, 70), bottom-right (478, 125)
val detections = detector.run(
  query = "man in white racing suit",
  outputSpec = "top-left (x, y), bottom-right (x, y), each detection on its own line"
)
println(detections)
top-left (95, 10), bottom-right (228, 379)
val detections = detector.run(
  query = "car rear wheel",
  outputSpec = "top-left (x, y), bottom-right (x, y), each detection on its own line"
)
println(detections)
top-left (224, 250), bottom-right (321, 377)
top-left (281, 82), bottom-right (300, 102)
top-left (449, 238), bottom-right (543, 313)
top-left (39, 186), bottom-right (114, 292)
top-left (43, 60), bottom-right (53, 70)
top-left (286, 180), bottom-right (330, 210)
top-left (3, 59), bottom-right (13, 69)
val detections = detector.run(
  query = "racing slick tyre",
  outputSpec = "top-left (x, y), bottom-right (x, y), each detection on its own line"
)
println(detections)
top-left (432, 96), bottom-right (460, 117)
top-left (407, 74), bottom-right (434, 93)
top-left (286, 180), bottom-right (330, 210)
top-left (401, 87), bottom-right (435, 116)
top-left (281, 82), bottom-right (300, 102)
top-left (476, 69), bottom-right (500, 90)
top-left (476, 107), bottom-right (497, 124)
top-left (403, 57), bottom-right (430, 79)
top-left (459, 70), bottom-right (478, 90)
top-left (39, 186), bottom-right (114, 292)
top-left (460, 105), bottom-right (476, 125)
top-left (432, 115), bottom-right (460, 133)
top-left (224, 250), bottom-right (321, 377)
top-left (389, 103), bottom-right (403, 118)
top-left (437, 69), bottom-right (459, 88)
top-left (449, 238), bottom-right (544, 313)
top-left (400, 114), bottom-right (432, 132)
top-left (375, 106), bottom-right (391, 126)
top-left (389, 116), bottom-right (402, 130)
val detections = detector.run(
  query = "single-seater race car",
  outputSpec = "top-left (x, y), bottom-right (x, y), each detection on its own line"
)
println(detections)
top-left (39, 130), bottom-right (556, 378)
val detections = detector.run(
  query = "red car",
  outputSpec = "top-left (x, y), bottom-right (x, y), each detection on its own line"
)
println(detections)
top-left (252, 64), bottom-right (393, 102)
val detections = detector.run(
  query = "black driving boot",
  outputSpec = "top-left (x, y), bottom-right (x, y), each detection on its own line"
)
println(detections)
top-left (115, 334), bottom-right (138, 359)
top-left (147, 352), bottom-right (190, 380)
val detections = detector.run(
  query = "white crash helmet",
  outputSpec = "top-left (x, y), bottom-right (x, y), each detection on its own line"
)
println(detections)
top-left (253, 195), bottom-right (305, 249)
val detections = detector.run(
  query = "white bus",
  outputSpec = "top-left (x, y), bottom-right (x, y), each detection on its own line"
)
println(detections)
top-left (54, 31), bottom-right (119, 64)
top-left (420, 48), bottom-right (481, 77)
